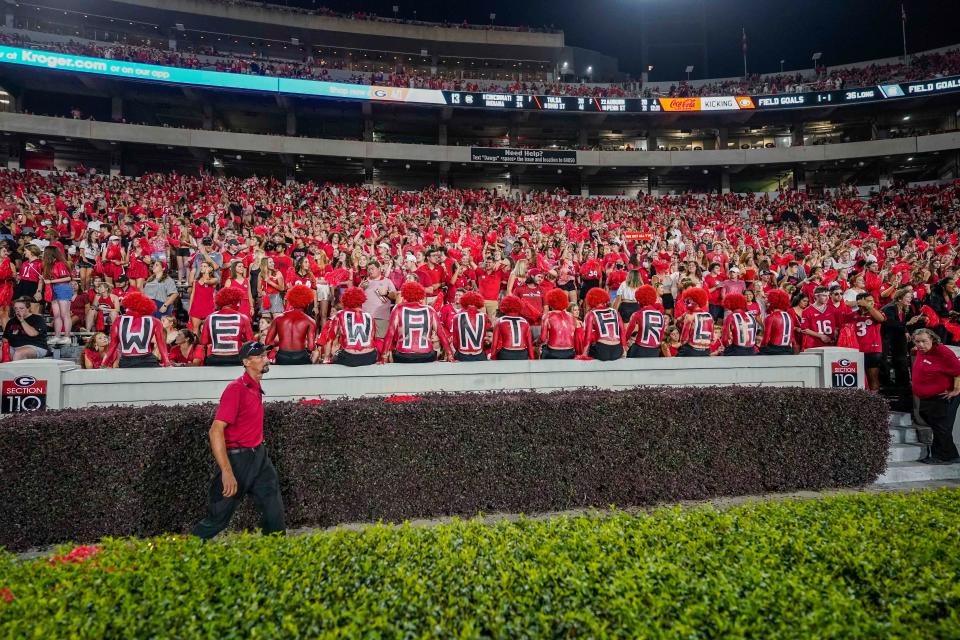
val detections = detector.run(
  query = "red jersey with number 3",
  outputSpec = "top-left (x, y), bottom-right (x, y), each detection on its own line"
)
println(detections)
top-left (839, 308), bottom-right (882, 354)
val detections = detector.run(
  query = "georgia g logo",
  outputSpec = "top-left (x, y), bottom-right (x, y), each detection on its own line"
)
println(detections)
top-left (14, 375), bottom-right (36, 387)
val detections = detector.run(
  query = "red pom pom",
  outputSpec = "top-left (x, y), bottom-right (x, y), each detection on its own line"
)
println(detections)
top-left (585, 287), bottom-right (610, 309)
top-left (400, 281), bottom-right (425, 303)
top-left (766, 289), bottom-right (791, 311)
top-left (460, 291), bottom-right (485, 309)
top-left (286, 284), bottom-right (316, 310)
top-left (384, 394), bottom-right (420, 403)
top-left (122, 292), bottom-right (156, 317)
top-left (499, 295), bottom-right (523, 316)
top-left (545, 288), bottom-right (569, 311)
top-left (341, 287), bottom-right (367, 309)
top-left (635, 285), bottom-right (658, 307)
top-left (215, 287), bottom-right (243, 310)
top-left (724, 293), bottom-right (748, 311)
top-left (681, 287), bottom-right (709, 310)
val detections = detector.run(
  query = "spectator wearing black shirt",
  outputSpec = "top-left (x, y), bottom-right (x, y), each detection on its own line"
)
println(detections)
top-left (3, 297), bottom-right (48, 360)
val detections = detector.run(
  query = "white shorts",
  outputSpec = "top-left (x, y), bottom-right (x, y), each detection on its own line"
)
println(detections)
top-left (316, 283), bottom-right (331, 302)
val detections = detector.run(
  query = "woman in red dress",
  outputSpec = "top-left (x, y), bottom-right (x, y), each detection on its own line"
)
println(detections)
top-left (101, 236), bottom-right (127, 286)
top-left (189, 261), bottom-right (218, 333)
top-left (223, 261), bottom-right (254, 319)
top-left (0, 243), bottom-right (14, 327)
top-left (125, 239), bottom-right (150, 291)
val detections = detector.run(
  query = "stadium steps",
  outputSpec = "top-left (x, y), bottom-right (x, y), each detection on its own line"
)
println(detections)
top-left (876, 412), bottom-right (960, 484)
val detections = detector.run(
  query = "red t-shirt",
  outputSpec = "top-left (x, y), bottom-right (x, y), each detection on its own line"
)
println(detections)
top-left (913, 344), bottom-right (960, 399)
top-left (215, 372), bottom-right (265, 448)
top-left (476, 267), bottom-right (507, 301)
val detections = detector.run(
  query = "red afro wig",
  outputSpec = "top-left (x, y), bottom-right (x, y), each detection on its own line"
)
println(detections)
top-left (766, 288), bottom-right (791, 311)
top-left (585, 287), bottom-right (610, 309)
top-left (400, 281), bottom-right (426, 303)
top-left (341, 287), bottom-right (366, 309)
top-left (122, 291), bottom-right (156, 317)
top-left (499, 294), bottom-right (523, 316)
top-left (460, 291), bottom-right (485, 309)
top-left (635, 285), bottom-right (658, 307)
top-left (545, 288), bottom-right (570, 311)
top-left (215, 287), bottom-right (243, 310)
top-left (724, 293), bottom-right (748, 311)
top-left (286, 284), bottom-right (316, 310)
top-left (681, 287), bottom-right (709, 310)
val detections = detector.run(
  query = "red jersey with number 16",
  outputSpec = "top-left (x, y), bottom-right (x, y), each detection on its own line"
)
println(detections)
top-left (800, 304), bottom-right (838, 350)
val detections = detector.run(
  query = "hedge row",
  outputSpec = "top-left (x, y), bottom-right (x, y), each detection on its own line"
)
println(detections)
top-left (0, 387), bottom-right (889, 551)
top-left (2, 490), bottom-right (958, 638)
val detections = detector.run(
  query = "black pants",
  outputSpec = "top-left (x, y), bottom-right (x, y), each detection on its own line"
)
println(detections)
top-left (191, 444), bottom-right (285, 539)
top-left (760, 345), bottom-right (794, 355)
top-left (392, 351), bottom-right (436, 364)
top-left (454, 351), bottom-right (487, 362)
top-left (628, 345), bottom-right (661, 358)
top-left (917, 396), bottom-right (960, 461)
top-left (496, 348), bottom-right (528, 360)
top-left (724, 345), bottom-right (756, 356)
top-left (677, 344), bottom-right (710, 357)
top-left (204, 353), bottom-right (241, 367)
top-left (589, 342), bottom-right (623, 361)
top-left (334, 350), bottom-right (379, 366)
top-left (541, 346), bottom-right (575, 360)
top-left (119, 354), bottom-right (158, 368)
top-left (275, 349), bottom-right (312, 365)
top-left (708, 304), bottom-right (724, 321)
top-left (618, 302), bottom-right (639, 324)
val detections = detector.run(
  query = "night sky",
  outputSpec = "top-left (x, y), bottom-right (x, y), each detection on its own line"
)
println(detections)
top-left (276, 0), bottom-right (960, 79)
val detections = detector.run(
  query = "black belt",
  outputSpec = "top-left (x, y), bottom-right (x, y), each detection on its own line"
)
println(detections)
top-left (227, 443), bottom-right (264, 455)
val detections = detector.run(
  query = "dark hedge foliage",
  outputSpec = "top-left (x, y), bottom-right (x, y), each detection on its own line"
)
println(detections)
top-left (0, 387), bottom-right (889, 551)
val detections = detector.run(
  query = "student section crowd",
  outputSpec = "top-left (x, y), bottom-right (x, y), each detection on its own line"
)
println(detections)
top-left (0, 170), bottom-right (958, 395)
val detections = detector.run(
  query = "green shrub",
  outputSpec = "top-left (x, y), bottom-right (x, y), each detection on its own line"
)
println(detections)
top-left (0, 387), bottom-right (889, 551)
top-left (1, 490), bottom-right (958, 638)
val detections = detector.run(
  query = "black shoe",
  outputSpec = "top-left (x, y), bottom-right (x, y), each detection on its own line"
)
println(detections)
top-left (919, 457), bottom-right (952, 465)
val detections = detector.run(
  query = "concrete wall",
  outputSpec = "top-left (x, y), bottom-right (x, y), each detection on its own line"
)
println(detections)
top-left (1, 113), bottom-right (950, 169)
top-left (0, 348), bottom-right (862, 411)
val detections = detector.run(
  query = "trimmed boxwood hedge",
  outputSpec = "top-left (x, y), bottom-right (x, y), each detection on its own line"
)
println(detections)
top-left (0, 387), bottom-right (888, 551)
top-left (2, 491), bottom-right (959, 638)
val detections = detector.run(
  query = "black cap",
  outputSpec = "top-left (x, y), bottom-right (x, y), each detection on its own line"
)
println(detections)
top-left (201, 237), bottom-right (214, 246)
top-left (238, 341), bottom-right (275, 360)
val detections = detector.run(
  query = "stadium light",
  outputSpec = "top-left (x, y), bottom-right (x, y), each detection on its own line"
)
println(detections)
top-left (647, 65), bottom-right (654, 72)
top-left (685, 65), bottom-right (694, 81)
top-left (780, 59), bottom-right (785, 73)
top-left (812, 52), bottom-right (823, 68)
top-left (902, 115), bottom-right (910, 121)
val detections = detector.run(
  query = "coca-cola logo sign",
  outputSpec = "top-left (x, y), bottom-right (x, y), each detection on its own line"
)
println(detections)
top-left (658, 97), bottom-right (701, 112)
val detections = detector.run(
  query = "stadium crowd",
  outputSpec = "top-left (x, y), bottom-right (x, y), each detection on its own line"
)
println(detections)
top-left (0, 168), bottom-right (956, 416)
top-left (2, 30), bottom-right (959, 99)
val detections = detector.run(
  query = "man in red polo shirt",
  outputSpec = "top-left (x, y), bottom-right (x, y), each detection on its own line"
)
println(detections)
top-left (191, 341), bottom-right (286, 539)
